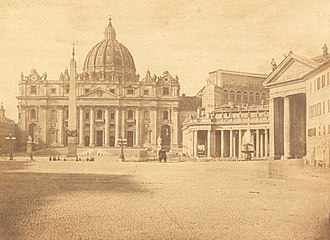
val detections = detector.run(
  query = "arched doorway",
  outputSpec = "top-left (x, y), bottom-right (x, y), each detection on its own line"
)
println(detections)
top-left (161, 124), bottom-right (171, 151)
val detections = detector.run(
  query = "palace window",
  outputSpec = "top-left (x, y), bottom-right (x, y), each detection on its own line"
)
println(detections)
top-left (84, 88), bottom-right (90, 94)
top-left (230, 90), bottom-right (235, 102)
top-left (127, 110), bottom-right (134, 120)
top-left (65, 109), bottom-right (69, 119)
top-left (97, 109), bottom-right (103, 119)
top-left (249, 92), bottom-right (254, 103)
top-left (322, 75), bottom-right (326, 88)
top-left (317, 77), bottom-right (321, 90)
top-left (261, 93), bottom-right (266, 102)
top-left (163, 87), bottom-right (170, 96)
top-left (255, 93), bottom-right (260, 103)
top-left (223, 90), bottom-right (228, 102)
top-left (243, 92), bottom-right (248, 102)
top-left (144, 89), bottom-right (149, 96)
top-left (236, 91), bottom-right (242, 102)
top-left (30, 109), bottom-right (36, 120)
top-left (163, 110), bottom-right (169, 120)
top-left (30, 86), bottom-right (37, 94)
top-left (51, 88), bottom-right (56, 95)
top-left (110, 89), bottom-right (115, 94)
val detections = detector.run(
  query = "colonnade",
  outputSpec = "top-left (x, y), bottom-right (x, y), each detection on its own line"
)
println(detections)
top-left (192, 128), bottom-right (269, 159)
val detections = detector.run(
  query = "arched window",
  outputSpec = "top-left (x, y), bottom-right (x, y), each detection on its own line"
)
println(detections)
top-left (97, 109), bottom-right (103, 119)
top-left (223, 90), bottom-right (228, 102)
top-left (128, 110), bottom-right (134, 120)
top-left (243, 92), bottom-right (248, 102)
top-left (144, 110), bottom-right (150, 120)
top-left (163, 110), bottom-right (169, 120)
top-left (236, 91), bottom-right (242, 102)
top-left (30, 109), bottom-right (36, 120)
top-left (230, 90), bottom-right (235, 102)
top-left (249, 92), bottom-right (254, 103)
top-left (110, 111), bottom-right (115, 120)
top-left (261, 93), bottom-right (266, 101)
top-left (255, 93), bottom-right (260, 103)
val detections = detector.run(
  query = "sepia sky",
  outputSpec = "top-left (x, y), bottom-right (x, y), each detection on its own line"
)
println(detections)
top-left (0, 0), bottom-right (330, 120)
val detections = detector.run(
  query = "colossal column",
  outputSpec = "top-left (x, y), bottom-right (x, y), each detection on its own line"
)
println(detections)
top-left (89, 107), bottom-right (95, 147)
top-left (238, 130), bottom-right (242, 159)
top-left (115, 108), bottom-right (119, 146)
top-left (104, 108), bottom-right (109, 146)
top-left (260, 132), bottom-right (264, 158)
top-left (256, 129), bottom-right (260, 158)
top-left (136, 108), bottom-right (140, 146)
top-left (283, 96), bottom-right (291, 159)
top-left (67, 49), bottom-right (78, 157)
top-left (220, 130), bottom-right (225, 158)
top-left (79, 107), bottom-right (84, 146)
top-left (229, 129), bottom-right (233, 157)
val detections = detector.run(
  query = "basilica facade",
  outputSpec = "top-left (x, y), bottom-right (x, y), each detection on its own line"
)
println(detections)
top-left (17, 19), bottom-right (182, 150)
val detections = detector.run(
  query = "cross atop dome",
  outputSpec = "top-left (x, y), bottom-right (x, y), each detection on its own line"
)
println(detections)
top-left (105, 16), bottom-right (116, 40)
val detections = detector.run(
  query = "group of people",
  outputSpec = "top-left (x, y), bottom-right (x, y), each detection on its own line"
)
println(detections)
top-left (48, 156), bottom-right (95, 162)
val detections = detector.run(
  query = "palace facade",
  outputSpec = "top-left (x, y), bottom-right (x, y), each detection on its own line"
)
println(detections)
top-left (17, 19), bottom-right (186, 150)
top-left (0, 104), bottom-right (18, 154)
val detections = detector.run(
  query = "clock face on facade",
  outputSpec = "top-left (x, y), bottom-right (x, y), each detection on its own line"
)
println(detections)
top-left (163, 77), bottom-right (169, 83)
top-left (30, 74), bottom-right (38, 81)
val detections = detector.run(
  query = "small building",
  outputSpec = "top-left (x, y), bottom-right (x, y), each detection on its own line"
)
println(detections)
top-left (0, 104), bottom-right (18, 154)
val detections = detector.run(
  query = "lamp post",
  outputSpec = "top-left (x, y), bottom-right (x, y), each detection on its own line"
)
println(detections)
top-left (5, 133), bottom-right (16, 160)
top-left (118, 135), bottom-right (127, 162)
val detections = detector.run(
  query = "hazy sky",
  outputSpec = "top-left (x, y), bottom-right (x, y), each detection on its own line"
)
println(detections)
top-left (1, 0), bottom-right (330, 120)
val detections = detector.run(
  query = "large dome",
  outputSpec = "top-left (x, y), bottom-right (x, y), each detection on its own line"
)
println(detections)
top-left (83, 19), bottom-right (136, 75)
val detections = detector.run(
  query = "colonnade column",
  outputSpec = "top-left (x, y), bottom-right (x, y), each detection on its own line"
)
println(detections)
top-left (229, 129), bottom-right (233, 158)
top-left (115, 108), bottom-right (119, 146)
top-left (238, 130), bottom-right (242, 158)
top-left (79, 107), bottom-right (84, 146)
top-left (207, 130), bottom-right (211, 157)
top-left (260, 132), bottom-right (264, 158)
top-left (256, 129), bottom-right (260, 158)
top-left (136, 108), bottom-right (140, 146)
top-left (58, 107), bottom-right (64, 146)
top-left (121, 108), bottom-right (125, 138)
top-left (89, 107), bottom-right (95, 147)
top-left (283, 96), bottom-right (291, 159)
top-left (265, 128), bottom-right (269, 157)
top-left (193, 130), bottom-right (198, 157)
top-left (104, 108), bottom-right (109, 147)
top-left (220, 130), bottom-right (225, 158)
top-left (269, 98), bottom-right (275, 159)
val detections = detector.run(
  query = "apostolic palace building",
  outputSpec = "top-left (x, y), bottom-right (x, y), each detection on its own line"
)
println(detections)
top-left (17, 19), bottom-right (187, 151)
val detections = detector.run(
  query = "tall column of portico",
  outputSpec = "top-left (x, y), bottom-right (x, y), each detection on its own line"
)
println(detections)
top-left (207, 130), bottom-right (211, 157)
top-left (115, 108), bottom-right (119, 146)
top-left (265, 128), bottom-right (269, 157)
top-left (256, 129), bottom-right (260, 158)
top-left (283, 96), bottom-right (291, 159)
top-left (193, 130), bottom-right (198, 157)
top-left (135, 108), bottom-right (140, 146)
top-left (229, 129), bottom-right (233, 158)
top-left (79, 107), bottom-right (84, 146)
top-left (104, 108), bottom-right (109, 146)
top-left (89, 107), bottom-right (95, 147)
top-left (269, 98), bottom-right (275, 159)
top-left (58, 107), bottom-right (64, 146)
top-left (220, 130), bottom-right (225, 158)
top-left (260, 132), bottom-right (264, 158)
top-left (238, 130), bottom-right (242, 158)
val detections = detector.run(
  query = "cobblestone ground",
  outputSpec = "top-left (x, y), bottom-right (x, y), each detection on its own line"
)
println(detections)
top-left (0, 158), bottom-right (329, 240)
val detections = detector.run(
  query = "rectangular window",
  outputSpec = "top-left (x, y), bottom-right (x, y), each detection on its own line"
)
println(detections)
top-left (65, 88), bottom-right (70, 94)
top-left (144, 89), bottom-right (149, 95)
top-left (323, 101), bottom-right (326, 114)
top-left (110, 112), bottom-right (115, 119)
top-left (84, 88), bottom-right (90, 93)
top-left (327, 72), bottom-right (330, 86)
top-left (317, 77), bottom-right (321, 90)
top-left (110, 89), bottom-right (115, 94)
top-left (163, 87), bottom-right (170, 96)
top-left (51, 88), bottom-right (56, 94)
top-left (322, 75), bottom-right (326, 88)
top-left (85, 112), bottom-right (90, 120)
top-left (126, 89), bottom-right (134, 95)
top-left (31, 86), bottom-right (37, 94)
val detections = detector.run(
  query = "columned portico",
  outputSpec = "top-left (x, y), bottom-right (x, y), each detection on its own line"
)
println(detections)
top-left (89, 107), bottom-right (95, 147)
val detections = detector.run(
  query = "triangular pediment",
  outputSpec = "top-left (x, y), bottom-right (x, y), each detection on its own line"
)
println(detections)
top-left (264, 53), bottom-right (319, 87)
top-left (78, 88), bottom-right (119, 99)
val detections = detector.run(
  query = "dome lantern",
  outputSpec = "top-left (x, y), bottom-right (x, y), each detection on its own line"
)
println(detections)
top-left (104, 16), bottom-right (116, 40)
